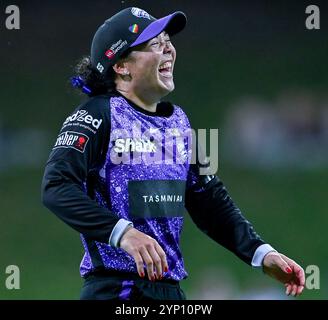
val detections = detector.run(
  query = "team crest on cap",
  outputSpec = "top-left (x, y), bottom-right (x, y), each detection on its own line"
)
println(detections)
top-left (131, 7), bottom-right (151, 20)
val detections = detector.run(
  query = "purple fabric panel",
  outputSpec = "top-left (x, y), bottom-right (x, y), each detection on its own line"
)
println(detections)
top-left (119, 280), bottom-right (135, 300)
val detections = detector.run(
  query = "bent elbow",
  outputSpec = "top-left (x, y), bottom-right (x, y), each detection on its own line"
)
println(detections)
top-left (41, 187), bottom-right (51, 209)
top-left (41, 174), bottom-right (56, 211)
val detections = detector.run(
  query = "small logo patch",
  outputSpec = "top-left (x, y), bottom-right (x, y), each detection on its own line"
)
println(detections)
top-left (105, 49), bottom-right (115, 59)
top-left (104, 39), bottom-right (128, 60)
top-left (129, 24), bottom-right (139, 33)
top-left (131, 7), bottom-right (151, 20)
top-left (53, 131), bottom-right (89, 153)
top-left (96, 62), bottom-right (104, 73)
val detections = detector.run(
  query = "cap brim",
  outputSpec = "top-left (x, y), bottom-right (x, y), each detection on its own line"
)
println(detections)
top-left (130, 11), bottom-right (187, 48)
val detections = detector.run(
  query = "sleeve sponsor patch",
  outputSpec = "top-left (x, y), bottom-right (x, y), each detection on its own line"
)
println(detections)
top-left (61, 109), bottom-right (103, 134)
top-left (53, 131), bottom-right (89, 153)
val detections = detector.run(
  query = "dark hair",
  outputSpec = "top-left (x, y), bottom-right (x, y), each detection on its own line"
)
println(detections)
top-left (71, 56), bottom-right (116, 96)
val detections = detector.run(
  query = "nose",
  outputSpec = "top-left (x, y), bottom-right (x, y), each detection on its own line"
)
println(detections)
top-left (163, 42), bottom-right (172, 55)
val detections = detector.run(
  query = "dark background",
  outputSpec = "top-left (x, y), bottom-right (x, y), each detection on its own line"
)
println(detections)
top-left (1, 0), bottom-right (327, 299)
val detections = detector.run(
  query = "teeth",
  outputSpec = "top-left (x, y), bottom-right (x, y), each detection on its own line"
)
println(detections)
top-left (159, 61), bottom-right (172, 70)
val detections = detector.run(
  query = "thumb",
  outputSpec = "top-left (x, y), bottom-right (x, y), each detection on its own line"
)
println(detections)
top-left (275, 256), bottom-right (293, 274)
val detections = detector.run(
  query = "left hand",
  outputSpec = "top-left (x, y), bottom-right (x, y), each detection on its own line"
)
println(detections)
top-left (263, 251), bottom-right (305, 297)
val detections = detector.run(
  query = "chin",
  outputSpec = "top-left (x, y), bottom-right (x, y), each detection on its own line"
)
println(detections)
top-left (158, 81), bottom-right (175, 96)
top-left (167, 82), bottom-right (175, 92)
top-left (157, 87), bottom-right (174, 99)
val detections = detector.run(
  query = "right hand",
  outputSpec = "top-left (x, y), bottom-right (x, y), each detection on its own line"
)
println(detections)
top-left (119, 227), bottom-right (169, 281)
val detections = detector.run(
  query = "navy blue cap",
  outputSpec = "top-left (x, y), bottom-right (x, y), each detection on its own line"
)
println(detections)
top-left (90, 7), bottom-right (187, 75)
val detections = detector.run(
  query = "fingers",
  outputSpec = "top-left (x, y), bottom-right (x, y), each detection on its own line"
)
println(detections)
top-left (146, 240), bottom-right (169, 280)
top-left (268, 253), bottom-right (305, 297)
top-left (297, 285), bottom-right (304, 296)
top-left (147, 245), bottom-right (163, 280)
top-left (275, 255), bottom-right (293, 274)
top-left (285, 283), bottom-right (292, 295)
top-left (292, 263), bottom-right (305, 286)
top-left (285, 281), bottom-right (304, 297)
top-left (132, 251), bottom-right (146, 278)
top-left (285, 282), bottom-right (296, 296)
top-left (291, 283), bottom-right (298, 296)
top-left (140, 240), bottom-right (168, 281)
top-left (284, 259), bottom-right (305, 297)
top-left (119, 228), bottom-right (168, 281)
top-left (280, 254), bottom-right (305, 284)
top-left (140, 246), bottom-right (156, 281)
top-left (141, 238), bottom-right (168, 281)
top-left (154, 242), bottom-right (169, 274)
top-left (289, 283), bottom-right (304, 297)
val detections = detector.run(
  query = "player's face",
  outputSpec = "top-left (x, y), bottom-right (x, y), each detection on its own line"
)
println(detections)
top-left (127, 31), bottom-right (176, 99)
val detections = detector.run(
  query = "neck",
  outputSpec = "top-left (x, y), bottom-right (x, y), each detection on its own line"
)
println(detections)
top-left (116, 87), bottom-right (158, 113)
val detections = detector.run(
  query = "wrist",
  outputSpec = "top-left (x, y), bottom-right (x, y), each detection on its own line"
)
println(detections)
top-left (263, 251), bottom-right (280, 267)
top-left (251, 244), bottom-right (277, 268)
top-left (108, 219), bottom-right (134, 247)
top-left (118, 224), bottom-right (134, 247)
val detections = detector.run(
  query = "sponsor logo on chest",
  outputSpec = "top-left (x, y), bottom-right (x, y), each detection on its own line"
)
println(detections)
top-left (142, 194), bottom-right (183, 203)
top-left (113, 138), bottom-right (156, 153)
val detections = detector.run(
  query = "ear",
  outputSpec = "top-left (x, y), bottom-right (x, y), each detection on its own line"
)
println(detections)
top-left (113, 61), bottom-right (130, 76)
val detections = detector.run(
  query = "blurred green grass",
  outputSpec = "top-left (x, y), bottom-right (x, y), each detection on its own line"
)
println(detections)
top-left (0, 165), bottom-right (326, 299)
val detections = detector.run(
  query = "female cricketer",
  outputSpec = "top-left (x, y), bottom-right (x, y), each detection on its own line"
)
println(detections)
top-left (41, 7), bottom-right (305, 300)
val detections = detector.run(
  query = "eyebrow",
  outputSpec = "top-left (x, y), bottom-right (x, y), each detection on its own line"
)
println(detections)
top-left (146, 32), bottom-right (170, 47)
top-left (157, 33), bottom-right (170, 41)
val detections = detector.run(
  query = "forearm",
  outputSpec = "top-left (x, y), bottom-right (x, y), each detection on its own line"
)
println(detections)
top-left (41, 160), bottom-right (126, 243)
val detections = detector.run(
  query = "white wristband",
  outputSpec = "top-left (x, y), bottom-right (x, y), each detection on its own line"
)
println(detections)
top-left (108, 218), bottom-right (134, 247)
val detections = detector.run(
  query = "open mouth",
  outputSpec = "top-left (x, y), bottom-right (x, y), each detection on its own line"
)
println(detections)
top-left (158, 61), bottom-right (173, 78)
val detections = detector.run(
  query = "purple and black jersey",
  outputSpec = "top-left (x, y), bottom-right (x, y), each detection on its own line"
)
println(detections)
top-left (89, 96), bottom-right (195, 280)
top-left (42, 92), bottom-right (265, 280)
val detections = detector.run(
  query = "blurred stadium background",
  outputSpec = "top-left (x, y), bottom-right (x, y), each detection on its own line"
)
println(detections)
top-left (0, 0), bottom-right (327, 299)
